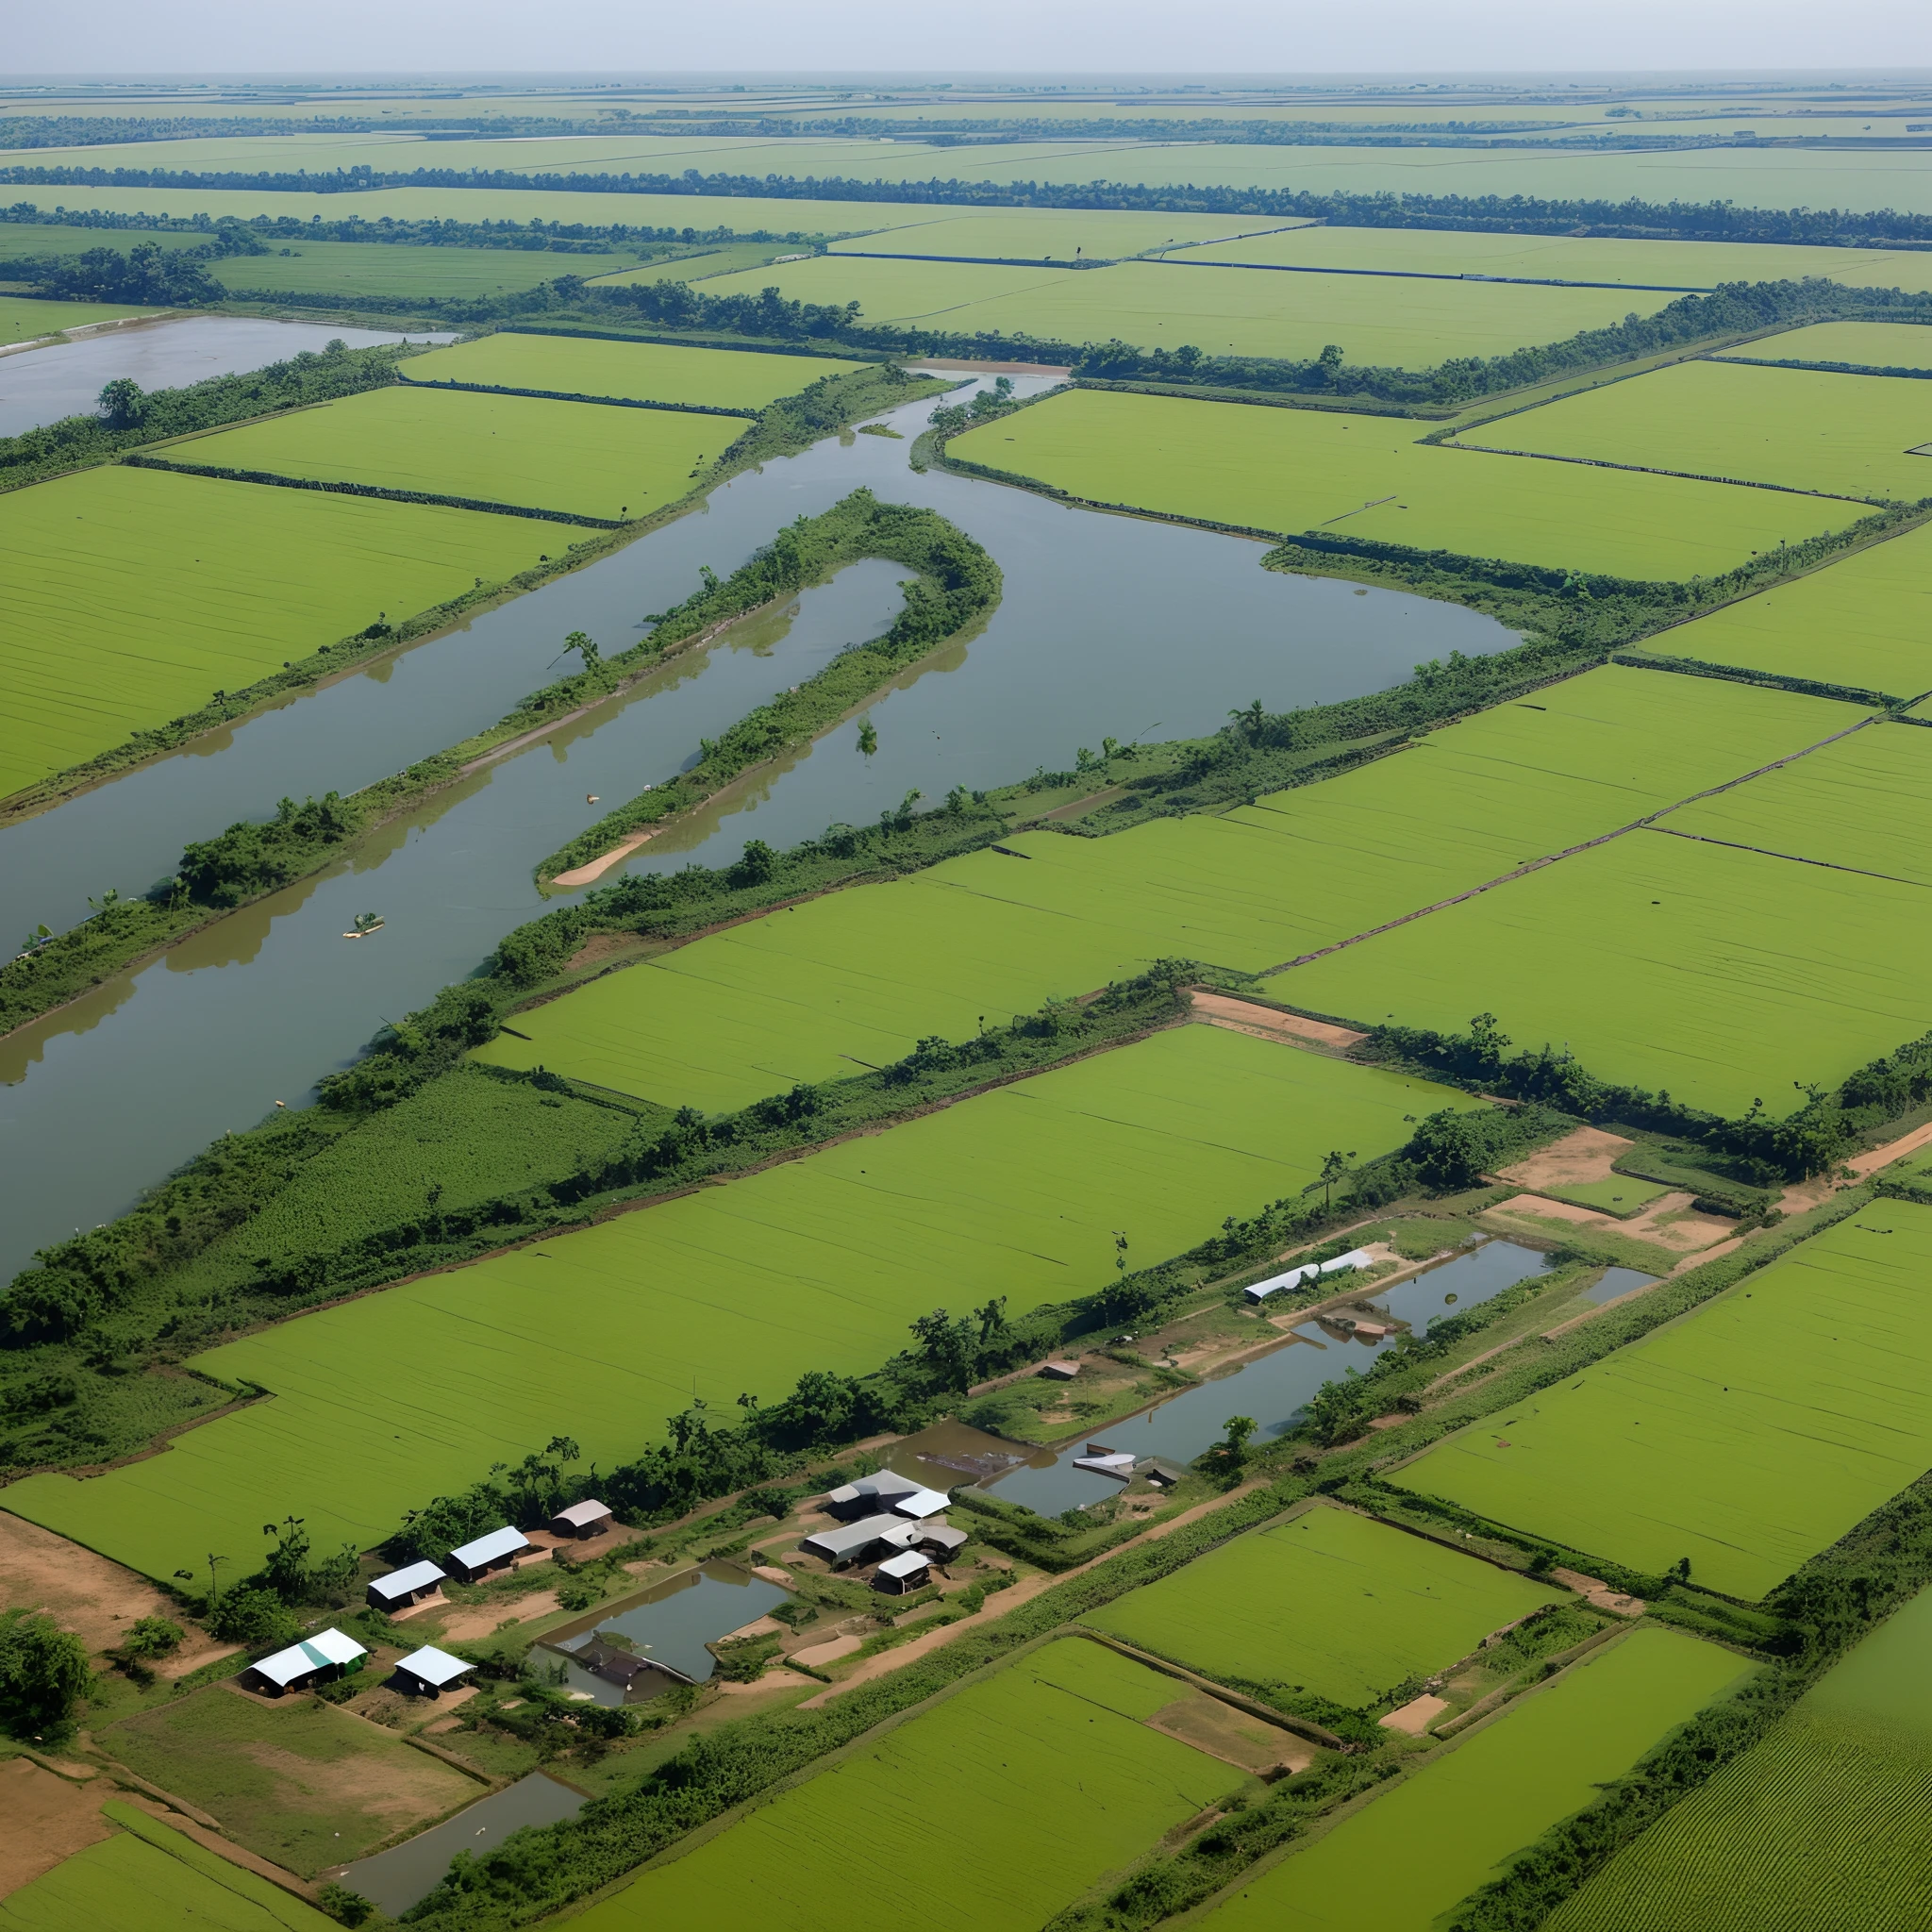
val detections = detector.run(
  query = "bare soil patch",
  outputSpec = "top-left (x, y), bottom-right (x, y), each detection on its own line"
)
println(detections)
top-left (1188, 991), bottom-right (1364, 1049)
top-left (1377, 1693), bottom-right (1450, 1737)
top-left (553, 826), bottom-right (658, 888)
top-left (1145, 1693), bottom-right (1314, 1775)
top-left (0, 1759), bottom-right (113, 1898)
top-left (1496, 1124), bottom-right (1634, 1193)
top-left (1482, 1191), bottom-right (1730, 1257)
top-left (429, 1591), bottom-right (562, 1642)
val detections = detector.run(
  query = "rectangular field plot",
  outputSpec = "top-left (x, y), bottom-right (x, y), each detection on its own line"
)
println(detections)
top-left (1637, 520), bottom-right (1932, 695)
top-left (398, 331), bottom-right (862, 408)
top-left (1271, 826), bottom-right (1932, 1119)
top-left (479, 667), bottom-right (1862, 1110)
top-left (1453, 358), bottom-right (1932, 502)
top-left (953, 388), bottom-right (1855, 577)
top-left (168, 384), bottom-right (741, 520)
top-left (207, 241), bottom-right (629, 299)
top-left (0, 465), bottom-right (553, 804)
top-left (695, 253), bottom-right (1676, 369)
top-left (1391, 1205), bottom-right (1932, 1600)
top-left (1083, 1504), bottom-right (1560, 1707)
top-left (1200, 1627), bottom-right (1747, 1932)
top-left (824, 210), bottom-right (1308, 260)
top-left (572, 1639), bottom-right (1238, 1932)
top-left (1, 1026), bottom-right (1475, 1579)
top-left (1545, 1586), bottom-right (1932, 1932)
top-left (1721, 319), bottom-right (1932, 372)
top-left (0, 294), bottom-right (160, 343)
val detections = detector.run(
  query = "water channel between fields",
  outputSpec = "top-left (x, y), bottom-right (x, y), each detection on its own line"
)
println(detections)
top-left (0, 374), bottom-right (1521, 1278)
top-left (0, 314), bottom-right (457, 436)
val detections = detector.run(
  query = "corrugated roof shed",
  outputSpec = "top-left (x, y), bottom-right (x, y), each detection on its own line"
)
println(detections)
top-left (448, 1525), bottom-right (533, 1571)
top-left (395, 1644), bottom-right (474, 1689)
top-left (369, 1559), bottom-right (446, 1603)
top-left (252, 1627), bottom-right (367, 1689)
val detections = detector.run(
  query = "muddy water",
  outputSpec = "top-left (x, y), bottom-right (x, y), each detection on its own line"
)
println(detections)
top-left (0, 373), bottom-right (1519, 1277)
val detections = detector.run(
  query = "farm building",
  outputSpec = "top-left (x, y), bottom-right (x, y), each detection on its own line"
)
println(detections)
top-left (824, 1470), bottom-right (923, 1519)
top-left (1136, 1457), bottom-right (1188, 1489)
top-left (391, 1644), bottom-right (476, 1698)
top-left (550, 1499), bottom-right (613, 1540)
top-left (244, 1627), bottom-right (367, 1697)
top-left (914, 1522), bottom-right (969, 1561)
top-left (570, 1636), bottom-right (696, 1698)
top-left (875, 1550), bottom-right (932, 1594)
top-left (1243, 1247), bottom-right (1374, 1303)
top-left (893, 1485), bottom-right (951, 1519)
top-left (801, 1513), bottom-right (916, 1568)
top-left (447, 1524), bottom-right (535, 1583)
top-left (367, 1559), bottom-right (446, 1611)
top-left (1040, 1359), bottom-right (1081, 1380)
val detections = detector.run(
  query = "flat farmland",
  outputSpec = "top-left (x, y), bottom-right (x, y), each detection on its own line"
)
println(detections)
top-left (1546, 1586), bottom-right (1932, 1931)
top-left (1722, 319), bottom-right (1932, 370)
top-left (585, 241), bottom-right (806, 285)
top-left (1637, 519), bottom-right (1932, 695)
top-left (479, 667), bottom-right (1861, 1109)
top-left (822, 210), bottom-right (1307, 260)
top-left (1083, 1504), bottom-right (1560, 1707)
top-left (207, 239), bottom-right (644, 299)
top-left (693, 254), bottom-right (1678, 368)
top-left (168, 384), bottom-right (741, 520)
top-left (1200, 1627), bottom-right (1748, 1932)
top-left (0, 294), bottom-right (161, 343)
top-left (1271, 827), bottom-right (1932, 1118)
top-left (951, 389), bottom-right (1853, 577)
top-left (572, 1639), bottom-right (1235, 1932)
top-left (0, 225), bottom-right (203, 262)
top-left (1453, 359), bottom-right (1932, 502)
top-left (1391, 1206), bottom-right (1932, 1600)
top-left (0, 1026), bottom-right (1475, 1578)
top-left (399, 331), bottom-right (861, 408)
top-left (0, 465), bottom-right (553, 804)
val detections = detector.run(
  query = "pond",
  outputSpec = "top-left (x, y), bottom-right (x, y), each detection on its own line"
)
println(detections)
top-left (1578, 1263), bottom-right (1659, 1306)
top-left (974, 1239), bottom-right (1553, 1517)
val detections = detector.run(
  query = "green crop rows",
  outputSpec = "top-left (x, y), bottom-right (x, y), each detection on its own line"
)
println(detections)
top-left (1720, 318), bottom-right (1932, 369)
top-left (207, 241), bottom-right (645, 299)
top-left (1391, 1206), bottom-right (1932, 1599)
top-left (3, 1025), bottom-right (1475, 1579)
top-left (402, 330), bottom-right (861, 407)
top-left (1200, 1626), bottom-right (1748, 1932)
top-left (1083, 1502), bottom-right (1561, 1708)
top-left (575, 1639), bottom-right (1236, 1932)
top-left (164, 384), bottom-right (742, 520)
top-left (0, 464), bottom-right (552, 805)
top-left (951, 388), bottom-right (1854, 577)
top-left (821, 210), bottom-right (1304, 260)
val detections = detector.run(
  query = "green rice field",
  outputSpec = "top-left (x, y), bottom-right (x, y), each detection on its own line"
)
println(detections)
top-left (1546, 1586), bottom-right (1932, 1931)
top-left (167, 384), bottom-right (741, 520)
top-left (1, 1026), bottom-right (1475, 1579)
top-left (694, 253), bottom-right (1678, 369)
top-left (572, 1639), bottom-right (1237, 1932)
top-left (0, 465), bottom-right (552, 803)
top-left (1200, 1626), bottom-right (1749, 1932)
top-left (951, 388), bottom-right (1853, 577)
top-left (0, 294), bottom-right (159, 342)
top-left (1083, 1503), bottom-right (1561, 1707)
top-left (1541, 1176), bottom-right (1672, 1217)
top-left (1273, 824), bottom-right (1932, 1118)
top-left (206, 240), bottom-right (647, 299)
top-left (585, 240), bottom-right (807, 285)
top-left (1454, 358), bottom-right (1932, 502)
top-left (1391, 1205), bottom-right (1932, 1599)
top-left (0, 224), bottom-right (204, 262)
top-left (1719, 319), bottom-right (1932, 370)
top-left (822, 211), bottom-right (1308, 260)
top-left (0, 1802), bottom-right (332, 1932)
top-left (399, 330), bottom-right (861, 407)
top-left (481, 665), bottom-right (1863, 1110)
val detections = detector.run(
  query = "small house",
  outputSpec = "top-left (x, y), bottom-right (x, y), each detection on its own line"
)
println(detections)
top-left (874, 1550), bottom-right (932, 1595)
top-left (891, 1486), bottom-right (951, 1520)
top-left (367, 1559), bottom-right (446, 1613)
top-left (801, 1513), bottom-right (907, 1568)
top-left (913, 1522), bottom-right (969, 1561)
top-left (447, 1525), bottom-right (535, 1584)
top-left (570, 1637), bottom-right (696, 1697)
top-left (1039, 1359), bottom-right (1081, 1380)
top-left (823, 1471), bottom-right (921, 1521)
top-left (245, 1627), bottom-right (367, 1697)
top-left (391, 1644), bottom-right (476, 1699)
top-left (550, 1500), bottom-right (613, 1541)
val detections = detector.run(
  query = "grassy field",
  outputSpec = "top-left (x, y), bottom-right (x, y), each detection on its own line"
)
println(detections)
top-left (1541, 1175), bottom-right (1672, 1216)
top-left (1170, 225), bottom-right (1932, 293)
top-left (1273, 823), bottom-right (1932, 1118)
top-left (1454, 358), bottom-right (1932, 502)
top-left (694, 253), bottom-right (1678, 368)
top-left (207, 240), bottom-right (648, 299)
top-left (0, 224), bottom-right (203, 261)
top-left (1720, 319), bottom-right (1932, 369)
top-left (951, 388), bottom-right (1854, 577)
top-left (399, 330), bottom-right (861, 407)
top-left (1083, 1504), bottom-right (1560, 1707)
top-left (0, 464), bottom-right (552, 804)
top-left (0, 294), bottom-right (160, 342)
top-left (479, 665), bottom-right (1863, 1109)
top-left (0, 1801), bottom-right (335, 1931)
top-left (1391, 1205), bottom-right (1932, 1599)
top-left (1546, 1585), bottom-right (1932, 1931)
top-left (573, 1638), bottom-right (1239, 1932)
top-left (0, 1026), bottom-right (1475, 1579)
top-left (585, 240), bottom-right (808, 284)
top-left (1200, 1626), bottom-right (1749, 1932)
top-left (823, 211), bottom-right (1308, 261)
top-left (103, 1685), bottom-right (481, 1876)
top-left (167, 384), bottom-right (741, 519)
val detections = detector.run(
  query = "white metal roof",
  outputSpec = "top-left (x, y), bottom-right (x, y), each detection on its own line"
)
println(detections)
top-left (1074, 1453), bottom-right (1136, 1476)
top-left (1243, 1264), bottom-right (1314, 1301)
top-left (1320, 1248), bottom-right (1374, 1274)
top-left (802, 1512), bottom-right (904, 1556)
top-left (916, 1524), bottom-right (969, 1550)
top-left (448, 1525), bottom-right (534, 1570)
top-left (369, 1560), bottom-right (446, 1601)
top-left (891, 1487), bottom-right (951, 1519)
top-left (552, 1499), bottom-right (612, 1528)
top-left (252, 1627), bottom-right (368, 1688)
top-left (396, 1644), bottom-right (475, 1688)
top-left (876, 1550), bottom-right (930, 1579)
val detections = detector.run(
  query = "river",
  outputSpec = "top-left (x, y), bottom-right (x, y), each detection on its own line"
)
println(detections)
top-left (0, 374), bottom-right (1519, 1279)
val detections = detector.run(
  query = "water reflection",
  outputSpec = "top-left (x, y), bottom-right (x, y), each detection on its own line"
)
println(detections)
top-left (1578, 1263), bottom-right (1659, 1307)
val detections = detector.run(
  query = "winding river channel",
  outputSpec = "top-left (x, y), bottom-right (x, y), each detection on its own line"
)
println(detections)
top-left (0, 373), bottom-right (1520, 1278)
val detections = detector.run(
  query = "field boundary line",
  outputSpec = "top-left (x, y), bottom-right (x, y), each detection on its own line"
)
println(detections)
top-left (1069, 1627), bottom-right (1347, 1747)
top-left (1145, 255), bottom-right (1716, 294)
top-left (1437, 438), bottom-right (1884, 505)
top-left (394, 374), bottom-right (759, 418)
top-left (1642, 822), bottom-right (1932, 888)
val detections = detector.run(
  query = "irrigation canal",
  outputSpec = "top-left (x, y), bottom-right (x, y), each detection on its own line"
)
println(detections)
top-left (0, 374), bottom-right (1521, 1277)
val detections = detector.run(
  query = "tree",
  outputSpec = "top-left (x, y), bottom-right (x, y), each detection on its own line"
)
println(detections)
top-left (1315, 1149), bottom-right (1357, 1208)
top-left (120, 1616), bottom-right (184, 1660)
top-left (260, 1515), bottom-right (310, 1602)
top-left (909, 1308), bottom-right (977, 1391)
top-left (1317, 342), bottom-right (1345, 382)
top-left (96, 377), bottom-right (144, 429)
top-left (857, 718), bottom-right (878, 755)
top-left (1221, 1415), bottom-right (1257, 1462)
top-left (565, 629), bottom-right (599, 668)
top-left (974, 1296), bottom-right (1008, 1344)
top-left (0, 1611), bottom-right (92, 1736)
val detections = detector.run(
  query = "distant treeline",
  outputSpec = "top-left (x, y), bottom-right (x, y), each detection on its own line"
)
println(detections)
top-left (12, 158), bottom-right (1932, 246)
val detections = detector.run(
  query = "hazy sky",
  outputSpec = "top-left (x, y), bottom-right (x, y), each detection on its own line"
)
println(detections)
top-left (9, 0), bottom-right (1931, 85)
